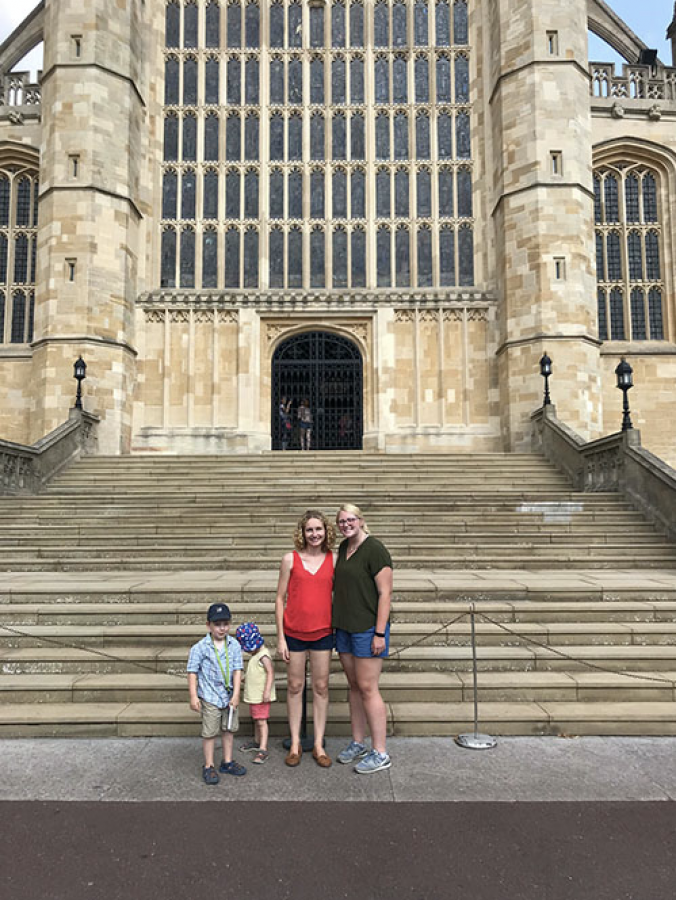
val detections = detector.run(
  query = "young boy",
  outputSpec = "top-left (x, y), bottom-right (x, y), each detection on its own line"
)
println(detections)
top-left (235, 622), bottom-right (276, 764)
top-left (187, 603), bottom-right (247, 785)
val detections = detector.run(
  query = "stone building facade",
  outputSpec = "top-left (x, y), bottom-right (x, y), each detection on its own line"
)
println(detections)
top-left (0, 0), bottom-right (675, 463)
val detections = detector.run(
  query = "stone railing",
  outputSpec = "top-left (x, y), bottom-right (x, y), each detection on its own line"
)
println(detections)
top-left (532, 405), bottom-right (676, 542)
top-left (590, 62), bottom-right (676, 103)
top-left (0, 72), bottom-right (42, 114)
top-left (0, 409), bottom-right (99, 495)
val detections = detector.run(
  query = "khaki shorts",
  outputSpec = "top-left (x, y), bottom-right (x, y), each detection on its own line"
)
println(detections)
top-left (200, 699), bottom-right (231, 739)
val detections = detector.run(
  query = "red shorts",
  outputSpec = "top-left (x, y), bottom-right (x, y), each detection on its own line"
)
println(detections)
top-left (250, 702), bottom-right (271, 720)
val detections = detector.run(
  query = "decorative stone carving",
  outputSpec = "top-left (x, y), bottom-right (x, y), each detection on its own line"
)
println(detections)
top-left (611, 103), bottom-right (625, 119)
top-left (194, 309), bottom-right (215, 323)
top-left (419, 309), bottom-right (439, 323)
top-left (395, 309), bottom-right (415, 323)
top-left (340, 323), bottom-right (368, 344)
top-left (170, 309), bottom-right (190, 323)
top-left (443, 309), bottom-right (464, 322)
top-left (145, 309), bottom-right (166, 323)
top-left (467, 308), bottom-right (489, 322)
top-left (218, 309), bottom-right (238, 323)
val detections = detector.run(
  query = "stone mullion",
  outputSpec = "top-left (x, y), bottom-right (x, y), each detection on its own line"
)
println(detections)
top-left (258, 11), bottom-right (270, 290)
top-left (162, 307), bottom-right (170, 429)
top-left (364, 2), bottom-right (376, 290)
top-left (461, 305), bottom-right (470, 426)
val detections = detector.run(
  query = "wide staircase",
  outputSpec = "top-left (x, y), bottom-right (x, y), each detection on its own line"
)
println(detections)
top-left (2, 452), bottom-right (676, 738)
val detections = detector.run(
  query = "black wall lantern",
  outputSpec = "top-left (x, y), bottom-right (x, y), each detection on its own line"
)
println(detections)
top-left (539, 352), bottom-right (552, 406)
top-left (73, 356), bottom-right (87, 410)
top-left (615, 356), bottom-right (633, 432)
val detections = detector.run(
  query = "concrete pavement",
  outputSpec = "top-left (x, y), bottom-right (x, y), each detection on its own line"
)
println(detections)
top-left (3, 735), bottom-right (676, 802)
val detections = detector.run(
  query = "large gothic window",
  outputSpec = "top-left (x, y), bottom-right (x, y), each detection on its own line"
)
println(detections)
top-left (0, 166), bottom-right (38, 344)
top-left (594, 164), bottom-right (665, 341)
top-left (160, 0), bottom-right (474, 290)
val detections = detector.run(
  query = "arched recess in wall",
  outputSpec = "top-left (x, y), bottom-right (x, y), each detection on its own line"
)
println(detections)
top-left (593, 138), bottom-right (676, 343)
top-left (0, 141), bottom-right (40, 345)
top-left (270, 326), bottom-right (365, 451)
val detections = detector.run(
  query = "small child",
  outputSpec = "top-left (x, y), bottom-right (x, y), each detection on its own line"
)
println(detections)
top-left (187, 603), bottom-right (247, 785)
top-left (235, 622), bottom-right (276, 764)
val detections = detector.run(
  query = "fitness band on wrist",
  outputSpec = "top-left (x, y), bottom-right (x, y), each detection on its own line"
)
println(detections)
top-left (374, 631), bottom-right (385, 638)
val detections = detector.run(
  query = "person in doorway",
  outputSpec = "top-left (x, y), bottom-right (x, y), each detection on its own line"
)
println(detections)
top-left (297, 398), bottom-right (313, 450)
top-left (333, 503), bottom-right (393, 774)
top-left (279, 396), bottom-right (292, 450)
top-left (275, 510), bottom-right (335, 768)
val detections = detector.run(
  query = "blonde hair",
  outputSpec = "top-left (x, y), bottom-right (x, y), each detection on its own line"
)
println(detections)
top-left (293, 509), bottom-right (336, 552)
top-left (336, 503), bottom-right (369, 534)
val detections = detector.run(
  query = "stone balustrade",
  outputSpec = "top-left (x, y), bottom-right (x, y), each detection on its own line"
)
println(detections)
top-left (0, 409), bottom-right (99, 495)
top-left (0, 71), bottom-right (41, 109)
top-left (532, 404), bottom-right (676, 542)
top-left (590, 62), bottom-right (676, 103)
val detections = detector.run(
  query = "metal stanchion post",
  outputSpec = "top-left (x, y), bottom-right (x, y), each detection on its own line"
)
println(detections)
top-left (455, 604), bottom-right (497, 750)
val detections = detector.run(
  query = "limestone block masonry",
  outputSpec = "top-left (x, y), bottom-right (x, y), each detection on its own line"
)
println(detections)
top-left (0, 0), bottom-right (675, 458)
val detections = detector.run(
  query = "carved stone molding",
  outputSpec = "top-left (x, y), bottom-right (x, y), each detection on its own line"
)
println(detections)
top-left (217, 309), bottom-right (238, 323)
top-left (145, 309), bottom-right (166, 324)
top-left (194, 309), bottom-right (215, 323)
top-left (395, 309), bottom-right (415, 323)
top-left (169, 309), bottom-right (190, 323)
top-left (443, 309), bottom-right (464, 322)
top-left (419, 309), bottom-right (440, 323)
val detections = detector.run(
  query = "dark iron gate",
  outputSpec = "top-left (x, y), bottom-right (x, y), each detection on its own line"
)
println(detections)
top-left (272, 331), bottom-right (363, 450)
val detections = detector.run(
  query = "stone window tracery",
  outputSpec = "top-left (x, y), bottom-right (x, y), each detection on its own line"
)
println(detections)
top-left (0, 166), bottom-right (37, 344)
top-left (160, 0), bottom-right (474, 290)
top-left (594, 164), bottom-right (666, 341)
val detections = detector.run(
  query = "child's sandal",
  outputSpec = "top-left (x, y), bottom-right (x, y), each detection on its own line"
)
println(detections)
top-left (253, 750), bottom-right (269, 764)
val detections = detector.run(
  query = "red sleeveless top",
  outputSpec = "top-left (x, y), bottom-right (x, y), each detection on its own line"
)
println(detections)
top-left (283, 551), bottom-right (334, 641)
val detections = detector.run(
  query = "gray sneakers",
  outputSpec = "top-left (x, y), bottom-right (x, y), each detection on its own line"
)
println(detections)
top-left (354, 750), bottom-right (392, 775)
top-left (337, 740), bottom-right (369, 764)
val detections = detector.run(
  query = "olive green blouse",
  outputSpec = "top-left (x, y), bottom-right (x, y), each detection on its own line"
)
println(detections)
top-left (332, 536), bottom-right (393, 633)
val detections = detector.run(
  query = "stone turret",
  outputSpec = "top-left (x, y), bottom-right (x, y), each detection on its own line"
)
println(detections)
top-left (29, 0), bottom-right (152, 453)
top-left (668, 3), bottom-right (676, 66)
top-left (488, 0), bottom-right (602, 449)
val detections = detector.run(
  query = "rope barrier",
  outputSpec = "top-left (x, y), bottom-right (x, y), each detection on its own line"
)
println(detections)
top-left (477, 611), bottom-right (676, 689)
top-left (2, 608), bottom-right (675, 695)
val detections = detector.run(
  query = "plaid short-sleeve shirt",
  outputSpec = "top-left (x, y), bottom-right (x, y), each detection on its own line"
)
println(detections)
top-left (187, 634), bottom-right (243, 708)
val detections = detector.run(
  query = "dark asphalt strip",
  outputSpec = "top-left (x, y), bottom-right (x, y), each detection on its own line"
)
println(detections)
top-left (1, 801), bottom-right (675, 900)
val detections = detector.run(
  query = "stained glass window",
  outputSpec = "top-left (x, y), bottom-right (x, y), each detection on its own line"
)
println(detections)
top-left (165, 57), bottom-right (179, 105)
top-left (183, 57), bottom-right (198, 105)
top-left (181, 170), bottom-right (196, 220)
top-left (202, 229), bottom-right (218, 287)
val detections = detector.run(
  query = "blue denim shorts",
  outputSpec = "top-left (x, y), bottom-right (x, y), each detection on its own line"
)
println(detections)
top-left (335, 625), bottom-right (390, 659)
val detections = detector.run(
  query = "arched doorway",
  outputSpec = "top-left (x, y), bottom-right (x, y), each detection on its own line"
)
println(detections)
top-left (272, 331), bottom-right (363, 450)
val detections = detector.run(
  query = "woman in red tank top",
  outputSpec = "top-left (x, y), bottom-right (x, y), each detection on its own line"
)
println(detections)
top-left (275, 509), bottom-right (336, 768)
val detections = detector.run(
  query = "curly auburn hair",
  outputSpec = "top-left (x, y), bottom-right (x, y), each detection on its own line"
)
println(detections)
top-left (293, 509), bottom-right (336, 552)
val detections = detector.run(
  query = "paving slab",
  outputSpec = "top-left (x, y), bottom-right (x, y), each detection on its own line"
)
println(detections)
top-left (1, 736), bottom-right (676, 802)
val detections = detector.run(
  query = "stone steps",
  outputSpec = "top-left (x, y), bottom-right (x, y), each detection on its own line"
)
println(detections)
top-left (1, 670), bottom-right (674, 705)
top-left (2, 450), bottom-right (676, 735)
top-left (2, 699), bottom-right (676, 738)
top-left (4, 641), bottom-right (676, 675)
top-left (6, 620), bottom-right (676, 649)
top-left (4, 600), bottom-right (676, 625)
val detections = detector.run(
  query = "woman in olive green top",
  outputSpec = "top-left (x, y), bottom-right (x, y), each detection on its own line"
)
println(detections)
top-left (332, 503), bottom-right (393, 774)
